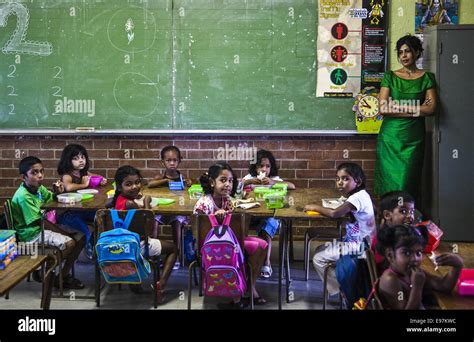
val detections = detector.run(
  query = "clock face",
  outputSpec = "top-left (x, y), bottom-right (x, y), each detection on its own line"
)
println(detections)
top-left (357, 95), bottom-right (379, 118)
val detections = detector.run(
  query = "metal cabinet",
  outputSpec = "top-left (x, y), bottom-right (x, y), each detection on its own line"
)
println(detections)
top-left (422, 25), bottom-right (474, 241)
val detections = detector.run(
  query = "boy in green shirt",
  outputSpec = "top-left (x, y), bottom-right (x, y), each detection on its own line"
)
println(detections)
top-left (11, 156), bottom-right (85, 289)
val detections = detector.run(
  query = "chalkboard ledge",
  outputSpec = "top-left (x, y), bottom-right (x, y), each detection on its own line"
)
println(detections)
top-left (0, 129), bottom-right (361, 136)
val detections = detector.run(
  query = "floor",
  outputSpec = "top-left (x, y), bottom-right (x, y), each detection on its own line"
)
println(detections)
top-left (0, 241), bottom-right (342, 310)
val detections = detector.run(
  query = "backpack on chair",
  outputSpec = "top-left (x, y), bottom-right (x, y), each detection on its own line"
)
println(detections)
top-left (95, 210), bottom-right (151, 284)
top-left (201, 214), bottom-right (247, 297)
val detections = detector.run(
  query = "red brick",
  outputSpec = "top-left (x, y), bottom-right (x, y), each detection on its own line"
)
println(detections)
top-left (308, 160), bottom-right (335, 169)
top-left (199, 141), bottom-right (227, 149)
top-left (335, 160), bottom-right (363, 166)
top-left (310, 141), bottom-right (336, 150)
top-left (108, 150), bottom-right (127, 159)
top-left (188, 150), bottom-right (214, 159)
top-left (147, 141), bottom-right (174, 149)
top-left (66, 140), bottom-right (93, 149)
top-left (1, 150), bottom-right (17, 159)
top-left (281, 140), bottom-right (310, 150)
top-left (120, 140), bottom-right (148, 149)
top-left (147, 160), bottom-right (165, 169)
top-left (272, 151), bottom-right (295, 160)
top-left (27, 150), bottom-right (54, 159)
top-left (0, 169), bottom-right (18, 178)
top-left (322, 151), bottom-right (346, 160)
top-left (14, 139), bottom-right (41, 149)
top-left (295, 151), bottom-right (322, 160)
top-left (292, 179), bottom-right (309, 188)
top-left (0, 141), bottom-right (14, 149)
top-left (322, 170), bottom-right (337, 179)
top-left (119, 160), bottom-right (146, 168)
top-left (363, 140), bottom-right (377, 150)
top-left (178, 160), bottom-right (200, 169)
top-left (278, 169), bottom-right (295, 179)
top-left (94, 160), bottom-right (120, 169)
top-left (253, 140), bottom-right (281, 151)
top-left (0, 179), bottom-right (14, 187)
top-left (296, 170), bottom-right (322, 178)
top-left (309, 180), bottom-right (336, 189)
top-left (281, 160), bottom-right (307, 169)
top-left (345, 151), bottom-right (376, 160)
top-left (40, 140), bottom-right (67, 149)
top-left (363, 160), bottom-right (375, 170)
top-left (40, 160), bottom-right (58, 169)
top-left (88, 150), bottom-right (108, 159)
top-left (334, 141), bottom-right (363, 150)
top-left (188, 169), bottom-right (205, 179)
top-left (133, 150), bottom-right (158, 159)
top-left (94, 140), bottom-right (120, 149)
top-left (0, 160), bottom-right (14, 168)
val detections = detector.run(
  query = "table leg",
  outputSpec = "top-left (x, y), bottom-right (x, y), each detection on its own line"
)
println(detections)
top-left (278, 219), bottom-right (286, 310)
top-left (285, 219), bottom-right (291, 303)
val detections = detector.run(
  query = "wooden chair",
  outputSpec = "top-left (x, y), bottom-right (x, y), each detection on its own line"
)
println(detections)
top-left (94, 209), bottom-right (161, 308)
top-left (187, 213), bottom-right (254, 310)
top-left (303, 226), bottom-right (341, 281)
top-left (3, 199), bottom-right (68, 296)
top-left (364, 247), bottom-right (383, 310)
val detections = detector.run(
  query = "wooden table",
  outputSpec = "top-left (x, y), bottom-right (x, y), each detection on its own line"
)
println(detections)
top-left (0, 255), bottom-right (56, 310)
top-left (422, 242), bottom-right (474, 310)
top-left (274, 188), bottom-right (343, 309)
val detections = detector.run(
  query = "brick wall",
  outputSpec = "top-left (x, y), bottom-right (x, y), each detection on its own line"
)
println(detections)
top-left (0, 135), bottom-right (377, 239)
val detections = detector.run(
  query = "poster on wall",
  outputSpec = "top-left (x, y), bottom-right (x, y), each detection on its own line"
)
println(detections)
top-left (415, 0), bottom-right (459, 68)
top-left (316, 0), bottom-right (389, 98)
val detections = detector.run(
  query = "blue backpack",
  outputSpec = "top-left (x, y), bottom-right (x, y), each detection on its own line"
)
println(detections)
top-left (95, 210), bottom-right (151, 284)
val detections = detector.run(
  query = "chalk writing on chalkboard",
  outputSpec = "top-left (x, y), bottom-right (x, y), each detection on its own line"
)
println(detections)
top-left (0, 2), bottom-right (52, 56)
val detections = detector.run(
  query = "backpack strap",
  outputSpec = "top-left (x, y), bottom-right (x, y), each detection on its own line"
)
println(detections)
top-left (110, 209), bottom-right (136, 230)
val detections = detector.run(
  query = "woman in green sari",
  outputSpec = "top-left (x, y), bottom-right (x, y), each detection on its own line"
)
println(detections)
top-left (375, 35), bottom-right (437, 200)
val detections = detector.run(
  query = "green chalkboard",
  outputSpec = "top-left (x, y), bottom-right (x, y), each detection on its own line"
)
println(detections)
top-left (0, 0), bottom-right (356, 132)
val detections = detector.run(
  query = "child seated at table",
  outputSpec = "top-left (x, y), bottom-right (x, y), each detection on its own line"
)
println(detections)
top-left (148, 145), bottom-right (192, 269)
top-left (304, 162), bottom-right (375, 298)
top-left (194, 162), bottom-right (268, 308)
top-left (376, 224), bottom-right (463, 309)
top-left (11, 156), bottom-right (85, 289)
top-left (242, 149), bottom-right (295, 278)
top-left (56, 143), bottom-right (107, 259)
top-left (110, 165), bottom-right (178, 302)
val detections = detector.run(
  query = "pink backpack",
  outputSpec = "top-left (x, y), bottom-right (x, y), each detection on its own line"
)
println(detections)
top-left (201, 214), bottom-right (247, 297)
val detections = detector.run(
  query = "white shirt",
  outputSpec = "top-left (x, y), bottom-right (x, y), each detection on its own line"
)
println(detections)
top-left (344, 189), bottom-right (376, 244)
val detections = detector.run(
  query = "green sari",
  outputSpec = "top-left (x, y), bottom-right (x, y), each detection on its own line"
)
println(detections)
top-left (374, 71), bottom-right (436, 198)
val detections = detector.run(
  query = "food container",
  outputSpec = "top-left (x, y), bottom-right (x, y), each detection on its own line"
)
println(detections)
top-left (57, 193), bottom-right (83, 204)
top-left (272, 183), bottom-right (288, 191)
top-left (458, 269), bottom-right (474, 296)
top-left (263, 190), bottom-right (287, 209)
top-left (322, 198), bottom-right (345, 209)
top-left (253, 187), bottom-right (275, 201)
top-left (188, 184), bottom-right (203, 199)
top-left (89, 175), bottom-right (103, 188)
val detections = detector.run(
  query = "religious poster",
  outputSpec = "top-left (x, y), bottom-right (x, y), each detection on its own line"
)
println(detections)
top-left (316, 0), bottom-right (389, 98)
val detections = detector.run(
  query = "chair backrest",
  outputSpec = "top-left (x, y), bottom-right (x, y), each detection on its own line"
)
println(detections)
top-left (3, 199), bottom-right (14, 229)
top-left (194, 213), bottom-right (247, 254)
top-left (364, 247), bottom-right (384, 310)
top-left (95, 209), bottom-right (155, 242)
